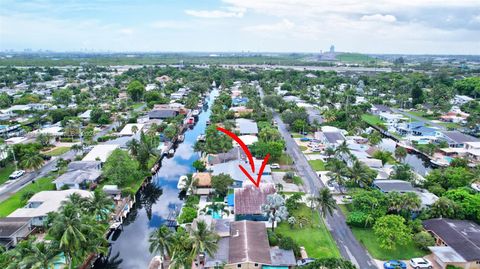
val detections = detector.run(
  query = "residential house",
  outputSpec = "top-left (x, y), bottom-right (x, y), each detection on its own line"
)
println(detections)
top-left (148, 104), bottom-right (180, 120)
top-left (192, 173), bottom-right (213, 195)
top-left (314, 130), bottom-right (346, 148)
top-left (118, 123), bottom-right (144, 136)
top-left (52, 161), bottom-right (102, 190)
top-left (199, 220), bottom-right (296, 269)
top-left (396, 121), bottom-right (439, 137)
top-left (423, 218), bottom-right (480, 269)
top-left (440, 111), bottom-right (469, 123)
top-left (236, 118), bottom-right (259, 135)
top-left (82, 144), bottom-right (119, 162)
top-left (232, 97), bottom-right (249, 107)
top-left (8, 190), bottom-right (91, 227)
top-left (370, 104), bottom-right (393, 115)
top-left (210, 159), bottom-right (272, 187)
top-left (102, 185), bottom-right (134, 224)
top-left (234, 184), bottom-right (275, 221)
top-left (229, 106), bottom-right (253, 118)
top-left (0, 217), bottom-right (33, 248)
top-left (78, 110), bottom-right (91, 121)
top-left (373, 180), bottom-right (438, 207)
top-left (438, 131), bottom-right (479, 148)
top-left (452, 95), bottom-right (474, 106)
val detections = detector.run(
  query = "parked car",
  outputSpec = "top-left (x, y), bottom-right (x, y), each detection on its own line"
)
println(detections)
top-left (9, 170), bottom-right (25, 179)
top-left (300, 137), bottom-right (310, 142)
top-left (409, 258), bottom-right (433, 269)
top-left (341, 195), bottom-right (352, 203)
top-left (297, 258), bottom-right (315, 267)
top-left (270, 163), bottom-right (280, 169)
top-left (384, 260), bottom-right (407, 269)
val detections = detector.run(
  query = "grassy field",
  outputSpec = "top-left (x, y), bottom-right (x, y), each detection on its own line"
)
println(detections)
top-left (44, 146), bottom-right (71, 156)
top-left (0, 164), bottom-right (16, 185)
top-left (292, 133), bottom-right (303, 138)
top-left (351, 227), bottom-right (428, 260)
top-left (299, 145), bottom-right (308, 151)
top-left (340, 203), bottom-right (428, 260)
top-left (277, 153), bottom-right (293, 165)
top-left (336, 53), bottom-right (375, 63)
top-left (361, 114), bottom-right (384, 126)
top-left (0, 177), bottom-right (55, 217)
top-left (308, 160), bottom-right (325, 171)
top-left (276, 205), bottom-right (340, 258)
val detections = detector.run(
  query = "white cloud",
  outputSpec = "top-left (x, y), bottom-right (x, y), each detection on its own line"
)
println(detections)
top-left (150, 20), bottom-right (190, 29)
top-left (118, 28), bottom-right (134, 35)
top-left (361, 14), bottom-right (397, 23)
top-left (243, 19), bottom-right (294, 32)
top-left (185, 7), bottom-right (245, 18)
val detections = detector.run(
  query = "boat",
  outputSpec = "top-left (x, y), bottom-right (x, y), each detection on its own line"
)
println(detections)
top-left (196, 134), bottom-right (206, 142)
top-left (177, 134), bottom-right (185, 142)
top-left (192, 109), bottom-right (200, 117)
top-left (206, 120), bottom-right (211, 126)
top-left (186, 117), bottom-right (195, 124)
top-left (168, 148), bottom-right (175, 155)
top-left (177, 175), bottom-right (188, 190)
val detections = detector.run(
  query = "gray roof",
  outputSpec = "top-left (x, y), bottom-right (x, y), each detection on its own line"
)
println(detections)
top-left (53, 169), bottom-right (101, 185)
top-left (210, 159), bottom-right (271, 184)
top-left (236, 118), bottom-right (258, 134)
top-left (67, 161), bottom-right (101, 171)
top-left (205, 237), bottom-right (230, 267)
top-left (148, 109), bottom-right (178, 119)
top-left (442, 131), bottom-right (479, 144)
top-left (0, 217), bottom-right (31, 237)
top-left (323, 132), bottom-right (345, 144)
top-left (372, 104), bottom-right (392, 113)
top-left (423, 218), bottom-right (480, 261)
top-left (373, 180), bottom-right (415, 193)
top-left (229, 221), bottom-right (272, 264)
top-left (269, 248), bottom-right (296, 266)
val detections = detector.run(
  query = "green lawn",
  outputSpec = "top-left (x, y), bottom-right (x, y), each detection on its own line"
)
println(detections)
top-left (0, 177), bottom-right (55, 217)
top-left (276, 205), bottom-right (340, 258)
top-left (292, 133), bottom-right (303, 138)
top-left (340, 203), bottom-right (428, 260)
top-left (277, 153), bottom-right (293, 165)
top-left (0, 164), bottom-right (16, 185)
top-left (336, 53), bottom-right (375, 63)
top-left (308, 160), bottom-right (325, 171)
top-left (351, 227), bottom-right (428, 260)
top-left (44, 146), bottom-right (71, 156)
top-left (361, 114), bottom-right (384, 126)
top-left (299, 145), bottom-right (308, 151)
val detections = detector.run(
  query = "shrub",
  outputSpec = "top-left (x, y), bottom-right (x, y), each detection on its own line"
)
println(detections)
top-left (413, 231), bottom-right (435, 250)
top-left (267, 230), bottom-right (279, 246)
top-left (346, 211), bottom-right (373, 228)
top-left (278, 235), bottom-right (301, 257)
top-left (177, 207), bottom-right (197, 224)
top-left (21, 190), bottom-right (36, 202)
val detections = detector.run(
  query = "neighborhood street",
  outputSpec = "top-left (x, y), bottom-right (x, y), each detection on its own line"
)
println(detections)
top-left (259, 86), bottom-right (377, 269)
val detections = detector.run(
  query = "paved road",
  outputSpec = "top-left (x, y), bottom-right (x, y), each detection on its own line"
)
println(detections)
top-left (258, 85), bottom-right (376, 269)
top-left (0, 150), bottom-right (77, 202)
top-left (391, 108), bottom-right (446, 131)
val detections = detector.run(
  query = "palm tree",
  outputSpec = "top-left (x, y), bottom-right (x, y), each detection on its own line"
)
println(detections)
top-left (19, 241), bottom-right (61, 269)
top-left (349, 160), bottom-right (375, 187)
top-left (2, 237), bottom-right (37, 269)
top-left (372, 150), bottom-right (393, 166)
top-left (189, 221), bottom-right (220, 260)
top-left (85, 190), bottom-right (114, 222)
top-left (149, 226), bottom-right (173, 269)
top-left (316, 188), bottom-right (336, 218)
top-left (20, 150), bottom-right (44, 171)
top-left (261, 194), bottom-right (289, 231)
top-left (324, 147), bottom-right (335, 159)
top-left (168, 229), bottom-right (194, 269)
top-left (394, 146), bottom-right (408, 162)
top-left (70, 143), bottom-right (83, 155)
top-left (335, 140), bottom-right (352, 162)
top-left (131, 125), bottom-right (139, 134)
top-left (401, 192), bottom-right (421, 218)
top-left (368, 131), bottom-right (382, 146)
top-left (126, 139), bottom-right (140, 157)
top-left (386, 192), bottom-right (403, 213)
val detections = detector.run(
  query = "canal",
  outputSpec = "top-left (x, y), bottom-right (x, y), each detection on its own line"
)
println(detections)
top-left (379, 138), bottom-right (433, 176)
top-left (94, 88), bottom-right (218, 269)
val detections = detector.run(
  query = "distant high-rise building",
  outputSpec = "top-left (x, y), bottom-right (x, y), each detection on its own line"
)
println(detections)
top-left (330, 45), bottom-right (335, 53)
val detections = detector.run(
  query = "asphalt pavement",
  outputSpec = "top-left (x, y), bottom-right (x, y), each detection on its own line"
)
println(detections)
top-left (258, 85), bottom-right (377, 269)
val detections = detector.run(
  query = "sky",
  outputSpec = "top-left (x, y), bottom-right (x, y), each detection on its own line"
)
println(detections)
top-left (0, 0), bottom-right (479, 54)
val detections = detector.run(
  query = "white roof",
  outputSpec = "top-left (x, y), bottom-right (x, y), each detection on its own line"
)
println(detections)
top-left (429, 246), bottom-right (466, 263)
top-left (5, 136), bottom-right (28, 145)
top-left (237, 135), bottom-right (258, 146)
top-left (119, 123), bottom-right (144, 136)
top-left (466, 142), bottom-right (480, 149)
top-left (8, 189), bottom-right (91, 218)
top-left (32, 126), bottom-right (63, 136)
top-left (82, 144), bottom-right (119, 162)
top-left (78, 110), bottom-right (91, 119)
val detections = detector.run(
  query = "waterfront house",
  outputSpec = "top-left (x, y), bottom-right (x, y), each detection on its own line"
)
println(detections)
top-left (192, 172), bottom-right (213, 195)
top-left (52, 161), bottom-right (102, 190)
top-left (373, 180), bottom-right (438, 207)
top-left (437, 131), bottom-right (479, 148)
top-left (423, 218), bottom-right (480, 269)
top-left (236, 118), bottom-right (259, 135)
top-left (82, 144), bottom-right (119, 162)
top-left (234, 184), bottom-right (275, 221)
top-left (0, 217), bottom-right (33, 248)
top-left (369, 104), bottom-right (393, 115)
top-left (210, 159), bottom-right (272, 187)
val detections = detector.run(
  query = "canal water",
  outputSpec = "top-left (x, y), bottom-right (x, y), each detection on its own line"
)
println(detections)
top-left (94, 89), bottom-right (218, 269)
top-left (379, 138), bottom-right (432, 176)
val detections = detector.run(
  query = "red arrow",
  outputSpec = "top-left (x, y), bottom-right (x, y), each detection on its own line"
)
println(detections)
top-left (216, 127), bottom-right (255, 173)
top-left (239, 153), bottom-right (270, 188)
top-left (216, 127), bottom-right (269, 188)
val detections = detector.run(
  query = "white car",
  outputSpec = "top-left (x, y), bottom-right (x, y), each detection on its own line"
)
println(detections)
top-left (409, 258), bottom-right (433, 269)
top-left (270, 163), bottom-right (280, 169)
top-left (9, 170), bottom-right (25, 179)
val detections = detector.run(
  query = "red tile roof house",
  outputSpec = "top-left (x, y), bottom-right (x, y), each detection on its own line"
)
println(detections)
top-left (234, 184), bottom-right (276, 221)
